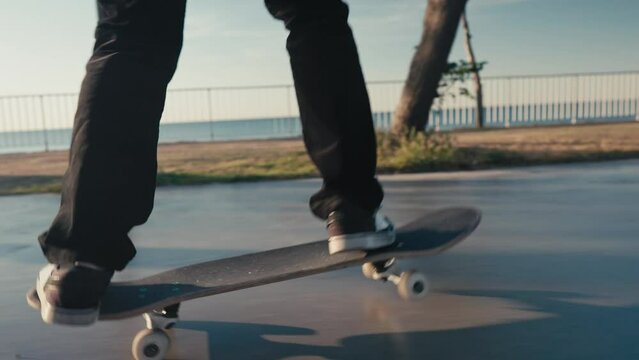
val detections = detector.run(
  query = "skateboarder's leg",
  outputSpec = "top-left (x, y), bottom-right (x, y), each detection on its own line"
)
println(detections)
top-left (265, 0), bottom-right (394, 253)
top-left (33, 0), bottom-right (186, 325)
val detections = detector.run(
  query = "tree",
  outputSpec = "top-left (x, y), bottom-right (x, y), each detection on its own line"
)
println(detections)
top-left (460, 11), bottom-right (484, 128)
top-left (435, 60), bottom-right (487, 129)
top-left (391, 0), bottom-right (468, 135)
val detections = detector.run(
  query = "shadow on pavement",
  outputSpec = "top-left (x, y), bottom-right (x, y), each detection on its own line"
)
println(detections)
top-left (177, 289), bottom-right (639, 360)
top-left (341, 289), bottom-right (639, 359)
top-left (176, 320), bottom-right (336, 359)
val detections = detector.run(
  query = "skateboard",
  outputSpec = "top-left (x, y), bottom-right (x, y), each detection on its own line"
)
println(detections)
top-left (30, 206), bottom-right (480, 360)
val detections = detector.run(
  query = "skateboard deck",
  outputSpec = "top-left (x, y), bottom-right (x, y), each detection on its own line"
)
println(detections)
top-left (98, 206), bottom-right (481, 320)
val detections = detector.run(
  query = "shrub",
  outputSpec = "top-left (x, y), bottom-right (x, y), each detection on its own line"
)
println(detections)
top-left (377, 130), bottom-right (457, 170)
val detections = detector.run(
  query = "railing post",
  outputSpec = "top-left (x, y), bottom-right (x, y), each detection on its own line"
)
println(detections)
top-left (39, 95), bottom-right (50, 152)
top-left (635, 74), bottom-right (639, 121)
top-left (570, 75), bottom-right (579, 125)
top-left (508, 77), bottom-right (511, 128)
top-left (207, 88), bottom-right (214, 141)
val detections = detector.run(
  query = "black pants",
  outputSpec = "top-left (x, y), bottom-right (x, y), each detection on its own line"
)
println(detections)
top-left (39, 0), bottom-right (383, 271)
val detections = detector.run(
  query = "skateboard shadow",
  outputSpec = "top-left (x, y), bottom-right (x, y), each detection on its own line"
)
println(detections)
top-left (176, 289), bottom-right (639, 359)
top-left (175, 320), bottom-right (338, 359)
top-left (338, 289), bottom-right (639, 360)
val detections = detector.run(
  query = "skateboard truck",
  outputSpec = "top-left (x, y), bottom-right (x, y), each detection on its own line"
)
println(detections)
top-left (132, 303), bottom-right (180, 360)
top-left (361, 258), bottom-right (429, 300)
top-left (143, 303), bottom-right (180, 330)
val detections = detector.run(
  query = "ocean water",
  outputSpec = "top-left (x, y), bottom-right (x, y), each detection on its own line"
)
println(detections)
top-left (0, 103), bottom-right (635, 155)
top-left (0, 117), bottom-right (304, 155)
top-left (0, 113), bottom-right (394, 155)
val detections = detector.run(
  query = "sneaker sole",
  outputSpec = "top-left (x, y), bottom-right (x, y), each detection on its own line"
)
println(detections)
top-left (32, 280), bottom-right (99, 326)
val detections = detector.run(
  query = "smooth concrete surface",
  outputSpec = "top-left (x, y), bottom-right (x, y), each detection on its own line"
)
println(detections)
top-left (1, 159), bottom-right (638, 359)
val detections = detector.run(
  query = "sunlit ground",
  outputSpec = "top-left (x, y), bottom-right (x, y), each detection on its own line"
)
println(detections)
top-left (1, 160), bottom-right (638, 359)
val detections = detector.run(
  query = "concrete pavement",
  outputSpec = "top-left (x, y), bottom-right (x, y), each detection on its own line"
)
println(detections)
top-left (1, 159), bottom-right (638, 359)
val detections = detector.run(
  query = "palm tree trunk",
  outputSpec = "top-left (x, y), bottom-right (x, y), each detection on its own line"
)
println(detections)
top-left (391, 0), bottom-right (468, 134)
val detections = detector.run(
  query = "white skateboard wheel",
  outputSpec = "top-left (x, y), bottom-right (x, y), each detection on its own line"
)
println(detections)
top-left (397, 271), bottom-right (429, 300)
top-left (132, 329), bottom-right (170, 360)
top-left (361, 262), bottom-right (378, 279)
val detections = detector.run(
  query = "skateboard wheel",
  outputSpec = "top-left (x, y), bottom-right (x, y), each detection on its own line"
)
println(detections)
top-left (132, 329), bottom-right (170, 360)
top-left (361, 262), bottom-right (379, 279)
top-left (397, 271), bottom-right (429, 300)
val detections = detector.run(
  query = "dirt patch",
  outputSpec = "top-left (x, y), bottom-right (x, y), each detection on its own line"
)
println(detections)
top-left (1, 122), bottom-right (637, 195)
top-left (452, 122), bottom-right (639, 153)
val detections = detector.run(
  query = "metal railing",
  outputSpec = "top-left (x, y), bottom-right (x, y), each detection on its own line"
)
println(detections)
top-left (0, 70), bottom-right (637, 154)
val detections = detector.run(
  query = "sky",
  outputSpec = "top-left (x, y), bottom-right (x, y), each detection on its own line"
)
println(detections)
top-left (0, 0), bottom-right (637, 96)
